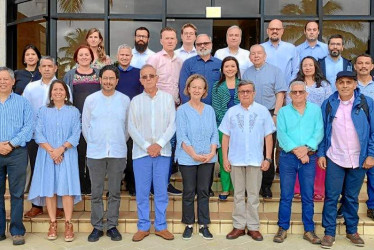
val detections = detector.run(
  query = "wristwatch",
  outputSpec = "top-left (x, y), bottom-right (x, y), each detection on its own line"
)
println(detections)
top-left (265, 158), bottom-right (273, 164)
top-left (7, 142), bottom-right (15, 150)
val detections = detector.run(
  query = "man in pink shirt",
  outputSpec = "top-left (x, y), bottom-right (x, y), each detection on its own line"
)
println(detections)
top-left (146, 27), bottom-right (183, 195)
top-left (317, 71), bottom-right (374, 248)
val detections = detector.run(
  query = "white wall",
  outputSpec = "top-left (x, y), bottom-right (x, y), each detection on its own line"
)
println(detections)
top-left (0, 0), bottom-right (6, 66)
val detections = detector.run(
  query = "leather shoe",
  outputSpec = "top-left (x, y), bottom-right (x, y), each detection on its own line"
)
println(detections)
top-left (226, 228), bottom-right (245, 239)
top-left (155, 229), bottom-right (174, 240)
top-left (132, 230), bottom-right (150, 242)
top-left (260, 187), bottom-right (272, 199)
top-left (24, 207), bottom-right (43, 218)
top-left (56, 208), bottom-right (64, 219)
top-left (247, 230), bottom-right (263, 241)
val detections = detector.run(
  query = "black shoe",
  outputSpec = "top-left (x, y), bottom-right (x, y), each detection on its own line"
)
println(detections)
top-left (168, 183), bottom-right (182, 196)
top-left (0, 234), bottom-right (5, 241)
top-left (182, 226), bottom-right (193, 240)
top-left (368, 208), bottom-right (374, 220)
top-left (88, 228), bottom-right (104, 242)
top-left (199, 226), bottom-right (213, 240)
top-left (129, 189), bottom-right (136, 196)
top-left (209, 189), bottom-right (215, 197)
top-left (107, 227), bottom-right (122, 241)
top-left (337, 204), bottom-right (343, 219)
top-left (106, 191), bottom-right (109, 197)
top-left (260, 187), bottom-right (272, 199)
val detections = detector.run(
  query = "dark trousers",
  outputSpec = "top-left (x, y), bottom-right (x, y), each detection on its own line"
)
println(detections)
top-left (26, 139), bottom-right (42, 209)
top-left (179, 163), bottom-right (214, 225)
top-left (322, 158), bottom-right (366, 236)
top-left (124, 138), bottom-right (135, 192)
top-left (0, 147), bottom-right (28, 236)
top-left (78, 134), bottom-right (91, 194)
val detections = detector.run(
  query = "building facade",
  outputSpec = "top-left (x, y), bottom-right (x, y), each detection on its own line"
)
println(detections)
top-left (4, 0), bottom-right (374, 75)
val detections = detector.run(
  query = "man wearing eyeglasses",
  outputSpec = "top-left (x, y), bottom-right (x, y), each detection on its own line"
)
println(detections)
top-left (219, 80), bottom-right (275, 241)
top-left (131, 27), bottom-right (155, 69)
top-left (175, 23), bottom-right (198, 61)
top-left (261, 19), bottom-right (299, 84)
top-left (274, 81), bottom-right (323, 244)
top-left (129, 64), bottom-right (176, 242)
top-left (214, 25), bottom-right (252, 77)
top-left (82, 65), bottom-right (130, 242)
top-left (179, 34), bottom-right (222, 105)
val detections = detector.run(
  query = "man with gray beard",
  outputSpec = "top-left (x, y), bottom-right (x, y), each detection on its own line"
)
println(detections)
top-left (179, 34), bottom-right (222, 105)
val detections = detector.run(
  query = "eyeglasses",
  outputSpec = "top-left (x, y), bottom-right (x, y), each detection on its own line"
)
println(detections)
top-left (238, 90), bottom-right (253, 95)
top-left (268, 28), bottom-right (283, 32)
top-left (183, 32), bottom-right (195, 36)
top-left (140, 74), bottom-right (156, 80)
top-left (101, 77), bottom-right (116, 81)
top-left (290, 90), bottom-right (306, 95)
top-left (135, 35), bottom-right (148, 39)
top-left (196, 42), bottom-right (211, 47)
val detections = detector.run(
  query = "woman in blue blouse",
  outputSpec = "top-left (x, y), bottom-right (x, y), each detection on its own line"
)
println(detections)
top-left (28, 80), bottom-right (81, 242)
top-left (176, 74), bottom-right (219, 240)
top-left (288, 56), bottom-right (332, 201)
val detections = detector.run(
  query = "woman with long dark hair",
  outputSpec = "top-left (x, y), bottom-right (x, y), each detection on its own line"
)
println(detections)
top-left (212, 56), bottom-right (241, 201)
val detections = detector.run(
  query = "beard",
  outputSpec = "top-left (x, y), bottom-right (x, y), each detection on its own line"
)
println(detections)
top-left (135, 41), bottom-right (148, 53)
top-left (330, 50), bottom-right (341, 57)
top-left (197, 48), bottom-right (212, 57)
top-left (270, 37), bottom-right (279, 42)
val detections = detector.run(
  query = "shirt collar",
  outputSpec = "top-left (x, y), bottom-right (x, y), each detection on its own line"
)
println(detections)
top-left (358, 79), bottom-right (374, 87)
top-left (327, 55), bottom-right (342, 62)
top-left (240, 102), bottom-right (253, 111)
top-left (118, 65), bottom-right (133, 72)
top-left (143, 89), bottom-right (159, 99)
top-left (267, 40), bottom-right (282, 48)
top-left (338, 94), bottom-right (355, 105)
top-left (40, 76), bottom-right (57, 86)
top-left (133, 48), bottom-right (150, 55)
top-left (161, 49), bottom-right (177, 60)
top-left (178, 46), bottom-right (196, 53)
top-left (197, 55), bottom-right (213, 62)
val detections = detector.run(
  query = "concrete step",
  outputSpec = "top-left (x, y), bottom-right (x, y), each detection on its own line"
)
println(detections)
top-left (6, 211), bottom-right (374, 235)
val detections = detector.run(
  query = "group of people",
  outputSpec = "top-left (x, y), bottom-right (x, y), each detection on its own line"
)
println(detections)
top-left (0, 18), bottom-right (373, 249)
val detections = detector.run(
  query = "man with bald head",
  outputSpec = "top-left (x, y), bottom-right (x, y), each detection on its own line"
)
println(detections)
top-left (242, 44), bottom-right (287, 198)
top-left (214, 25), bottom-right (252, 77)
top-left (261, 19), bottom-right (299, 84)
top-left (179, 34), bottom-right (222, 105)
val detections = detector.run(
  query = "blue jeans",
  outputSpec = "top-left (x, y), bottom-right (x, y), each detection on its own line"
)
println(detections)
top-left (134, 156), bottom-right (170, 231)
top-left (367, 167), bottom-right (374, 209)
top-left (278, 151), bottom-right (316, 231)
top-left (322, 158), bottom-right (366, 236)
top-left (0, 147), bottom-right (28, 236)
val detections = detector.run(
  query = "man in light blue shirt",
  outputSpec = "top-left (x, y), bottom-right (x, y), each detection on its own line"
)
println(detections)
top-left (131, 27), bottom-right (155, 69)
top-left (261, 19), bottom-right (299, 84)
top-left (175, 23), bottom-right (197, 61)
top-left (296, 21), bottom-right (328, 61)
top-left (274, 81), bottom-right (323, 244)
top-left (82, 65), bottom-right (130, 242)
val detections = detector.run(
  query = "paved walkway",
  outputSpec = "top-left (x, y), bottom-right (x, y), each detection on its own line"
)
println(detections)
top-left (1, 233), bottom-right (374, 250)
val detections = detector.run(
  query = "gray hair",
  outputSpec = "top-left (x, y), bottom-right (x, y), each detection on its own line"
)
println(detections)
top-left (117, 44), bottom-right (133, 54)
top-left (250, 44), bottom-right (266, 55)
top-left (289, 80), bottom-right (307, 91)
top-left (238, 80), bottom-right (256, 92)
top-left (196, 34), bottom-right (212, 41)
top-left (40, 56), bottom-right (56, 65)
top-left (0, 67), bottom-right (15, 79)
top-left (140, 64), bottom-right (156, 73)
top-left (226, 25), bottom-right (242, 38)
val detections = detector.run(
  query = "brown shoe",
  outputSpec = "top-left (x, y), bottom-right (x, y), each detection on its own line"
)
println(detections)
top-left (303, 231), bottom-right (321, 244)
top-left (321, 235), bottom-right (335, 249)
top-left (24, 207), bottom-right (43, 218)
top-left (346, 233), bottom-right (364, 247)
top-left (56, 208), bottom-right (64, 219)
top-left (132, 230), bottom-right (150, 242)
top-left (47, 221), bottom-right (57, 240)
top-left (247, 230), bottom-right (263, 241)
top-left (226, 228), bottom-right (245, 240)
top-left (64, 221), bottom-right (74, 242)
top-left (155, 229), bottom-right (174, 240)
top-left (273, 227), bottom-right (287, 243)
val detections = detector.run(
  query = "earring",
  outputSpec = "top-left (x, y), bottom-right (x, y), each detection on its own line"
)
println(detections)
top-left (50, 97), bottom-right (53, 101)
top-left (65, 97), bottom-right (68, 101)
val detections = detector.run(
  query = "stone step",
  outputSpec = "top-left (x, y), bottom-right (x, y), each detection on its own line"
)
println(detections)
top-left (6, 191), bottom-right (370, 215)
top-left (5, 211), bottom-right (374, 235)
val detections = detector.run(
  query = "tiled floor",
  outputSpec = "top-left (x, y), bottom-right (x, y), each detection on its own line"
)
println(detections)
top-left (1, 233), bottom-right (374, 250)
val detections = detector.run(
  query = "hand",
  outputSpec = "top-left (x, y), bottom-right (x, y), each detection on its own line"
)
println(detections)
top-left (293, 146), bottom-right (308, 159)
top-left (0, 142), bottom-right (12, 155)
top-left (54, 155), bottom-right (64, 165)
top-left (223, 158), bottom-right (231, 172)
top-left (147, 144), bottom-right (162, 157)
top-left (50, 147), bottom-right (64, 161)
top-left (261, 160), bottom-right (270, 171)
top-left (299, 154), bottom-right (309, 164)
top-left (192, 153), bottom-right (208, 162)
top-left (202, 152), bottom-right (215, 163)
top-left (363, 156), bottom-right (374, 169)
top-left (318, 157), bottom-right (327, 170)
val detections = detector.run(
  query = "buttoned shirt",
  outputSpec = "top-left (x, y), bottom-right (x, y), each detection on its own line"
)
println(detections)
top-left (128, 90), bottom-right (176, 160)
top-left (146, 49), bottom-right (184, 104)
top-left (214, 47), bottom-right (252, 77)
top-left (296, 40), bottom-right (328, 61)
top-left (277, 101), bottom-right (324, 153)
top-left (0, 93), bottom-right (34, 147)
top-left (179, 55), bottom-right (222, 104)
top-left (175, 46), bottom-right (197, 62)
top-left (327, 95), bottom-right (361, 168)
top-left (261, 40), bottom-right (299, 84)
top-left (219, 102), bottom-right (275, 167)
top-left (82, 91), bottom-right (130, 159)
top-left (325, 55), bottom-right (344, 92)
top-left (358, 79), bottom-right (374, 99)
top-left (131, 48), bottom-right (155, 69)
top-left (242, 63), bottom-right (287, 110)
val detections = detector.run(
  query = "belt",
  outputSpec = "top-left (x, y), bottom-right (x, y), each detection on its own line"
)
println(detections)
top-left (307, 151), bottom-right (316, 156)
